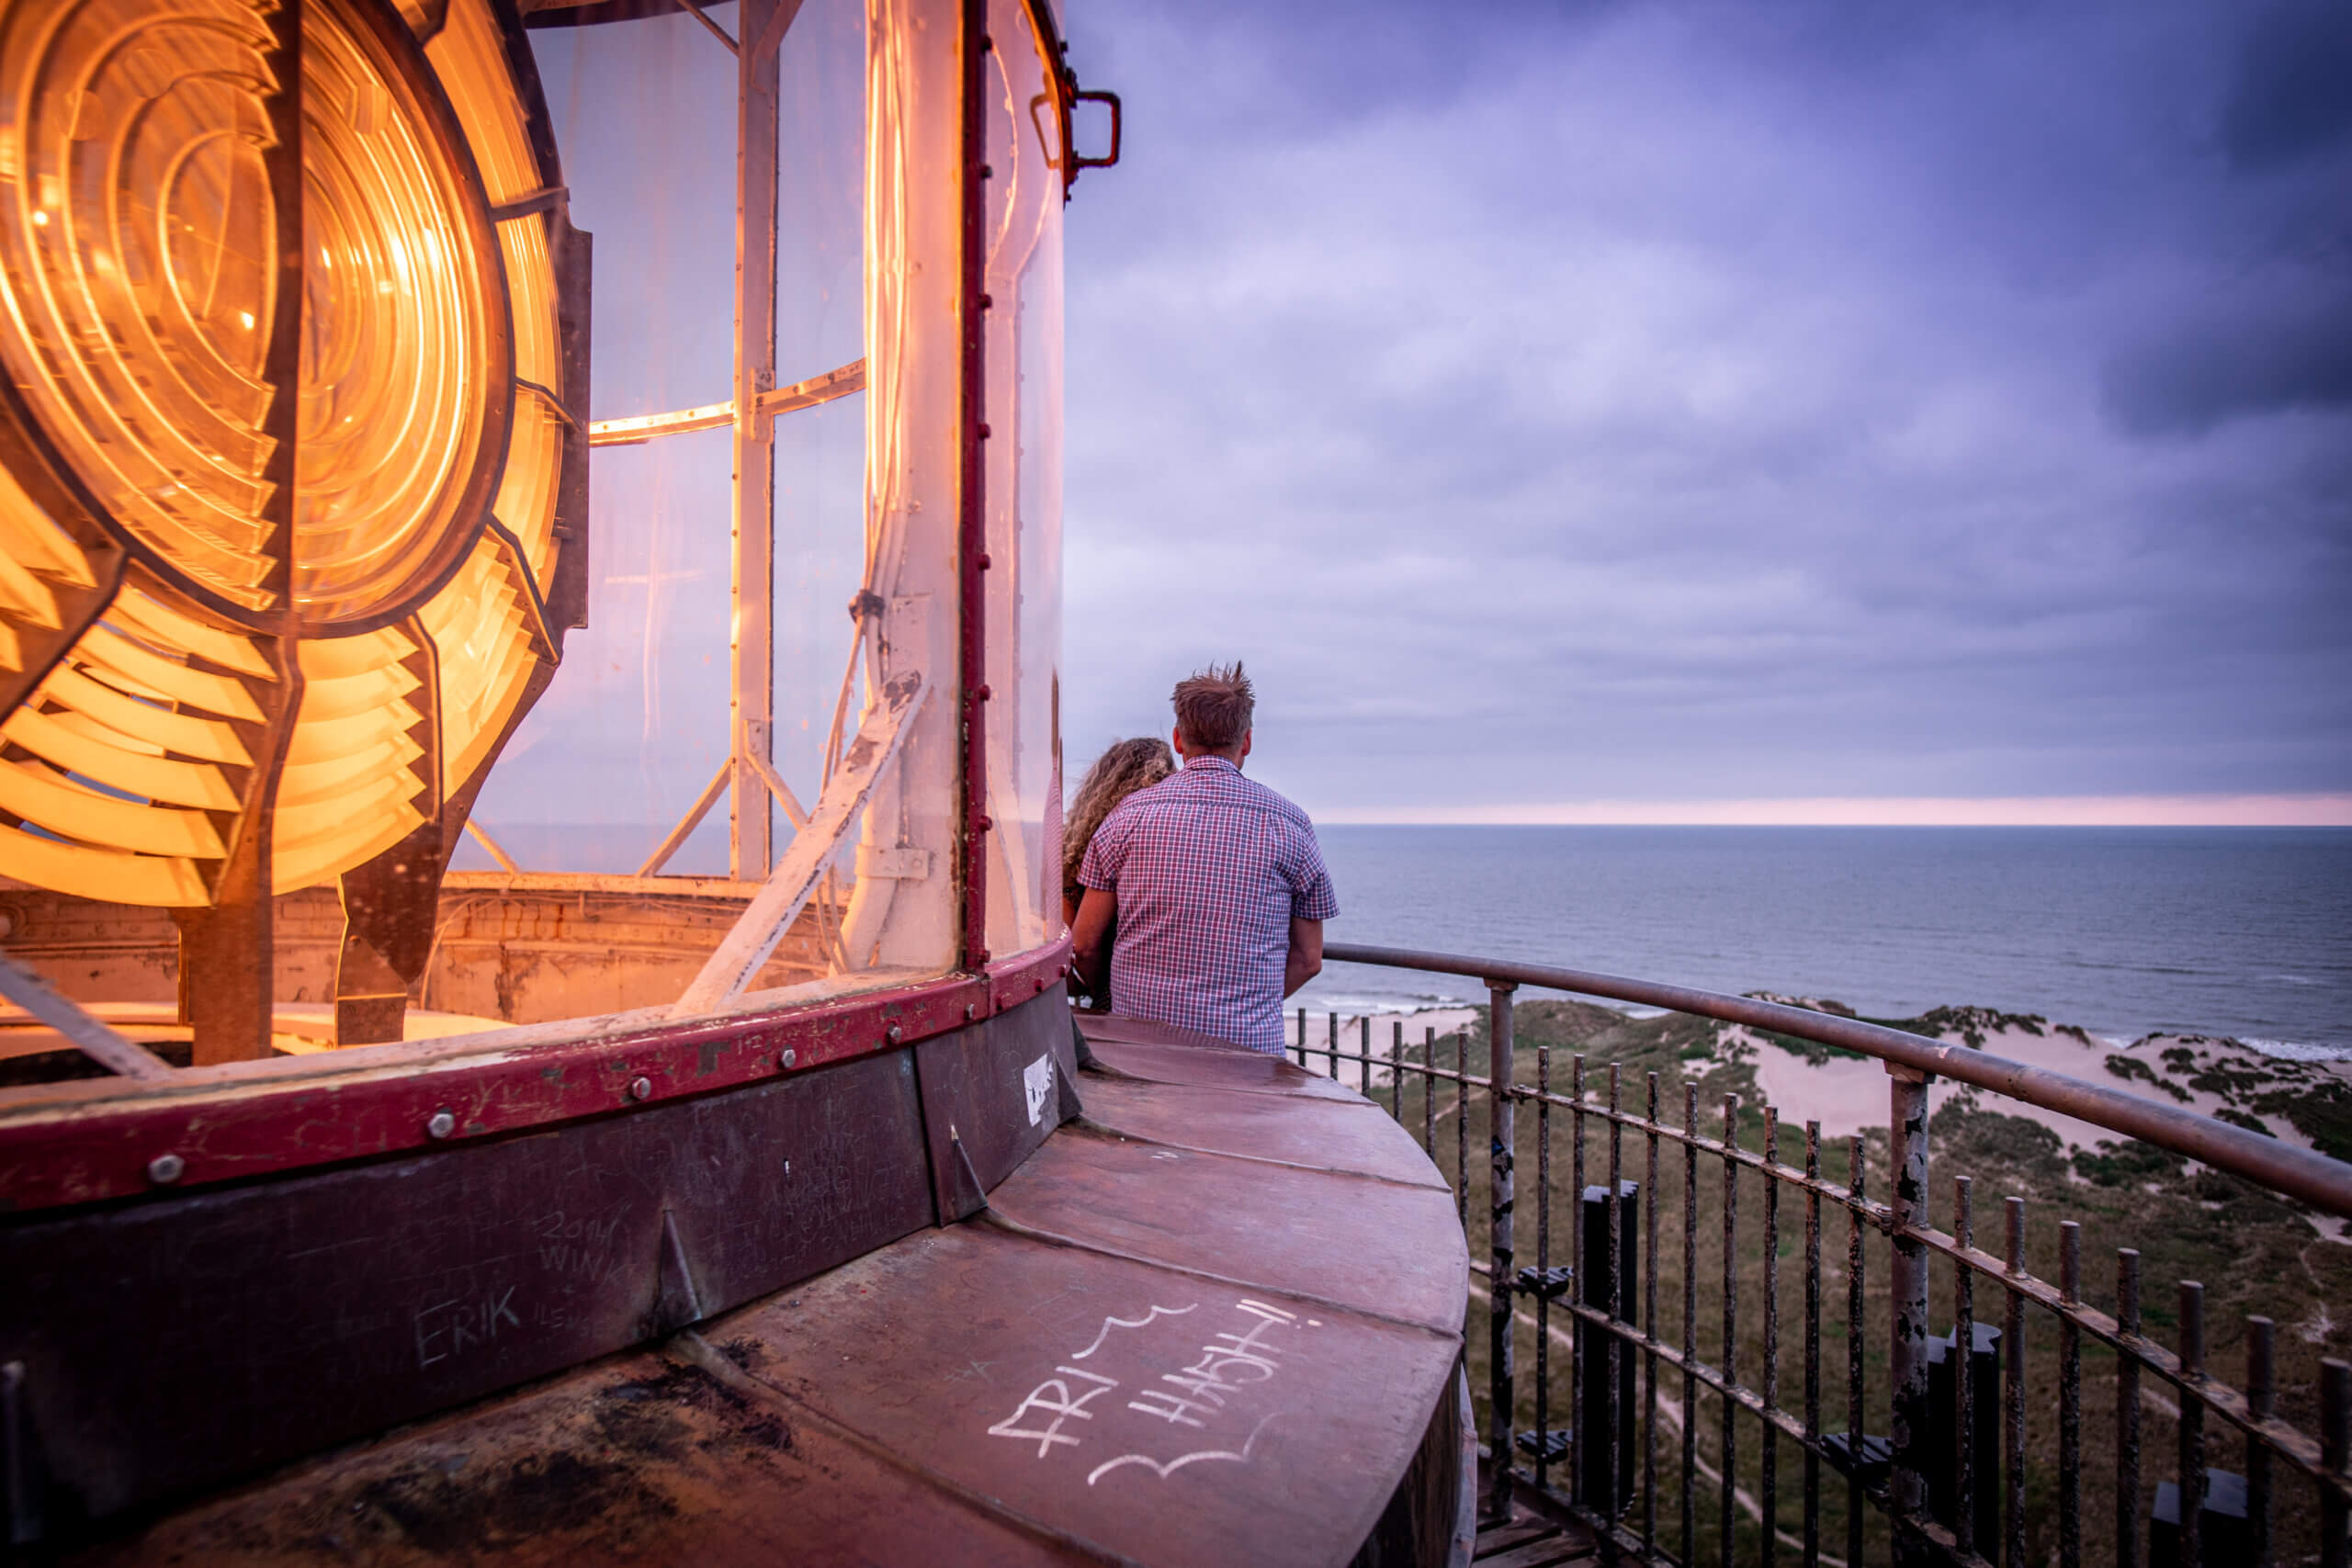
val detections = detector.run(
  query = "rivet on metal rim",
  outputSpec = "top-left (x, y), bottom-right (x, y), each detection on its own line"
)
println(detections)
top-left (779, 1048), bottom-right (797, 1069)
top-left (628, 1077), bottom-right (653, 1100)
top-left (146, 1153), bottom-right (184, 1185)
top-left (887, 1024), bottom-right (903, 1044)
top-left (1035, 975), bottom-right (1048, 992)
top-left (965, 1003), bottom-right (977, 1021)
top-left (425, 1110), bottom-right (457, 1140)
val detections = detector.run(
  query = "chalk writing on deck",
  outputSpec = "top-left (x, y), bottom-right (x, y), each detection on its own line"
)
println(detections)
top-left (1070, 1302), bottom-right (1196, 1360)
top-left (986, 1365), bottom-right (1120, 1457)
top-left (1087, 1411), bottom-right (1281, 1488)
top-left (983, 1296), bottom-right (1310, 1485)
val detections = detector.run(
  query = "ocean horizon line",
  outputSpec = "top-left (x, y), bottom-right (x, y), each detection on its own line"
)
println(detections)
top-left (1306, 793), bottom-right (2352, 828)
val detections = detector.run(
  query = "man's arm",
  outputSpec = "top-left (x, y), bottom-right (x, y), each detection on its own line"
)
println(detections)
top-left (1073, 886), bottom-right (1118, 993)
top-left (1283, 918), bottom-right (1323, 998)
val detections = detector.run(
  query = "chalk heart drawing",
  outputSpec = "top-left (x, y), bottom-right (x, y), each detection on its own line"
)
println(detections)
top-left (1023, 1053), bottom-right (1056, 1126)
top-left (985, 1298), bottom-right (1315, 1490)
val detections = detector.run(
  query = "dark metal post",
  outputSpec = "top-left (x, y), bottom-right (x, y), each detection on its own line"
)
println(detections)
top-left (1578, 1179), bottom-right (1637, 1514)
top-left (1486, 980), bottom-right (1517, 1521)
top-left (1847, 1134), bottom-right (1868, 1568)
top-left (2119, 1247), bottom-right (2143, 1568)
top-left (2179, 1281), bottom-right (2206, 1568)
top-left (1886, 1064), bottom-right (1932, 1561)
top-left (2320, 1359), bottom-right (2348, 1568)
top-left (2059, 1225), bottom-right (2084, 1565)
top-left (1391, 1021), bottom-right (1403, 1120)
top-left (2005, 1197), bottom-right (2029, 1568)
top-left (2245, 1316), bottom-right (2273, 1568)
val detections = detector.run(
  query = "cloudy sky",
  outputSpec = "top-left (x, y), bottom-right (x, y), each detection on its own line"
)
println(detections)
top-left (1053, 0), bottom-right (2352, 822)
top-left (486, 0), bottom-right (2350, 849)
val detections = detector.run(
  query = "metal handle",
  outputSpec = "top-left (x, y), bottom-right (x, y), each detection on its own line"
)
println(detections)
top-left (1070, 87), bottom-right (1122, 175)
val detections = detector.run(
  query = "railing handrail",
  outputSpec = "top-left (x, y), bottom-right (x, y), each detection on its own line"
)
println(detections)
top-left (1323, 941), bottom-right (2352, 1220)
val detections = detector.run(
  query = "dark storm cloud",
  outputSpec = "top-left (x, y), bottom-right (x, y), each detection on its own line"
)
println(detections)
top-left (1056, 0), bottom-right (2352, 813)
top-left (2105, 294), bottom-right (2352, 436)
top-left (2223, 2), bottom-right (2352, 171)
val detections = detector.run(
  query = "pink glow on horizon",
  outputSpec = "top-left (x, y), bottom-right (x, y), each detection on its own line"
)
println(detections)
top-left (1314, 794), bottom-right (2352, 828)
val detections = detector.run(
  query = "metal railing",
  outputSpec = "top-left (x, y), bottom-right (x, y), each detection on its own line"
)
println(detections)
top-left (1296, 942), bottom-right (2352, 1568)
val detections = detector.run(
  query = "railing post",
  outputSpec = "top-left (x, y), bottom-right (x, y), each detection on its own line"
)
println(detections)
top-left (1887, 1062), bottom-right (1933, 1562)
top-left (1487, 979), bottom-right (1518, 1522)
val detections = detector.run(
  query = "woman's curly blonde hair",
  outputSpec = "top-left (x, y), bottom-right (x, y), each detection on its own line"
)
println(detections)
top-left (1062, 737), bottom-right (1176, 908)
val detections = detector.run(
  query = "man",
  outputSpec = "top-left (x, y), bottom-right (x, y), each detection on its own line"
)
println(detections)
top-left (1072, 663), bottom-right (1337, 1055)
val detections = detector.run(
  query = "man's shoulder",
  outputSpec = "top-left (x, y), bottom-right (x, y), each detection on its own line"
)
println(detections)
top-left (1226, 772), bottom-right (1317, 832)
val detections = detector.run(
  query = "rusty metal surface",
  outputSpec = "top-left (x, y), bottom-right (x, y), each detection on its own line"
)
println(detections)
top-left (1078, 1016), bottom-right (1363, 1104)
top-left (5, 1047), bottom-right (934, 1523)
top-left (67, 1343), bottom-right (1095, 1567)
top-left (1073, 1073), bottom-right (1445, 1191)
top-left (0, 938), bottom-right (1073, 1212)
top-left (30, 993), bottom-right (1469, 1563)
top-left (915, 984), bottom-right (1081, 1221)
top-left (707, 1219), bottom-right (1461, 1568)
top-left (988, 1122), bottom-right (1467, 1338)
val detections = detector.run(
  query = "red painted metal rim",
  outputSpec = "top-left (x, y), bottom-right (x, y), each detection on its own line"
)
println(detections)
top-left (0, 936), bottom-right (1072, 1213)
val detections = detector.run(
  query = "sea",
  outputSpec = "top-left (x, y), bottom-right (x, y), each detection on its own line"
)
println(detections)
top-left (454, 823), bottom-right (2352, 1060)
top-left (1291, 826), bottom-right (2352, 1060)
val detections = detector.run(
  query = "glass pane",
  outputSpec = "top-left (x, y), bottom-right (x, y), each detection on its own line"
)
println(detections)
top-left (981, 0), bottom-right (1065, 959)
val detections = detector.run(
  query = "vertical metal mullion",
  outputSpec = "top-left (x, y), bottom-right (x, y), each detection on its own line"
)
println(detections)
top-left (2245, 1314), bottom-right (2273, 1568)
top-left (1720, 1092), bottom-right (1739, 1568)
top-left (2004, 1197), bottom-right (2028, 1568)
top-left (1803, 1121), bottom-right (1822, 1568)
top-left (953, 0), bottom-right (989, 968)
top-left (1486, 982), bottom-right (1517, 1522)
top-left (1954, 1177), bottom-right (1976, 1562)
top-left (1644, 1072), bottom-right (1662, 1557)
top-left (730, 0), bottom-right (781, 881)
top-left (1846, 1134), bottom-right (1867, 1568)
top-left (1683, 1084), bottom-right (1701, 1567)
top-left (2178, 1281), bottom-right (2206, 1568)
top-left (184, 0), bottom-right (305, 1066)
top-left (2058, 1224), bottom-right (2084, 1568)
top-left (1760, 1104), bottom-right (1780, 1568)
top-left (1294, 1005), bottom-right (1305, 1067)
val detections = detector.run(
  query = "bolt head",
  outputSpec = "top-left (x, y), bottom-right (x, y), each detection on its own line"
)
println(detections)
top-left (425, 1110), bottom-right (456, 1140)
top-left (628, 1077), bottom-right (653, 1101)
top-left (964, 1003), bottom-right (977, 1021)
top-left (779, 1048), bottom-right (797, 1069)
top-left (1035, 975), bottom-right (1048, 992)
top-left (146, 1152), bottom-right (184, 1185)
top-left (887, 1024), bottom-right (903, 1044)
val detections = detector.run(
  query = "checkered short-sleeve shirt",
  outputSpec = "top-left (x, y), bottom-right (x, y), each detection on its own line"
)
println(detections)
top-left (1078, 756), bottom-right (1339, 1055)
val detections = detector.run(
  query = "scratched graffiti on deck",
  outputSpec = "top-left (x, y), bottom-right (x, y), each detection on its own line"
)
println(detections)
top-left (985, 1298), bottom-right (1313, 1486)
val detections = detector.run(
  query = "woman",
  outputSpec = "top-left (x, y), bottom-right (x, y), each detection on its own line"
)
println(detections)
top-left (1060, 737), bottom-right (1175, 1010)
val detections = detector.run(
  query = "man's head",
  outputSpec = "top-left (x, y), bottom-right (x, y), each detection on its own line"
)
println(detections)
top-left (1170, 662), bottom-right (1255, 765)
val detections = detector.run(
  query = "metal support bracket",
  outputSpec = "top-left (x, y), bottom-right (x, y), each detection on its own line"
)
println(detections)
top-left (0, 953), bottom-right (170, 1080)
top-left (673, 671), bottom-right (929, 1013)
